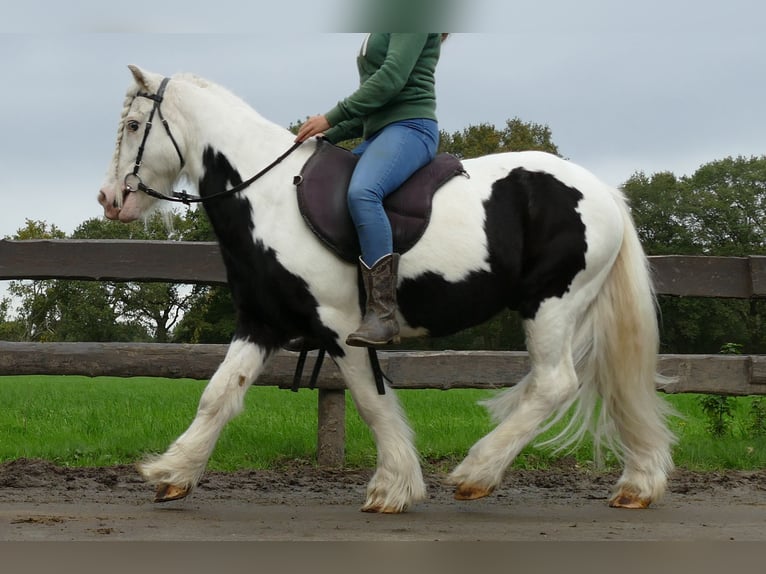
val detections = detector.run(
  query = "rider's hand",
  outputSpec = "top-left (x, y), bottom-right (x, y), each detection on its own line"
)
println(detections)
top-left (295, 115), bottom-right (330, 142)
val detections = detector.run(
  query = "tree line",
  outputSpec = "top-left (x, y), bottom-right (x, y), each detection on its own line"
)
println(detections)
top-left (1, 118), bottom-right (764, 353)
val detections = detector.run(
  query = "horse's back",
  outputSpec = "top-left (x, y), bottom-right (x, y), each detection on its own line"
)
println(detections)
top-left (463, 151), bottom-right (616, 198)
top-left (459, 150), bottom-right (625, 261)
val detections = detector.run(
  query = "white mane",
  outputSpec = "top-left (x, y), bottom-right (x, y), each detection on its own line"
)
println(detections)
top-left (172, 72), bottom-right (250, 108)
top-left (169, 72), bottom-right (274, 126)
top-left (110, 89), bottom-right (140, 181)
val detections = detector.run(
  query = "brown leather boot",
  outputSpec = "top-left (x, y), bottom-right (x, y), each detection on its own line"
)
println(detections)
top-left (346, 253), bottom-right (401, 347)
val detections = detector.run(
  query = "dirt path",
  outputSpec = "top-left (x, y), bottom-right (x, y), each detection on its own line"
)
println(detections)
top-left (1, 458), bottom-right (765, 541)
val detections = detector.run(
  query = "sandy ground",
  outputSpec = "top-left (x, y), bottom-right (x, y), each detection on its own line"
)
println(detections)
top-left (1, 458), bottom-right (765, 542)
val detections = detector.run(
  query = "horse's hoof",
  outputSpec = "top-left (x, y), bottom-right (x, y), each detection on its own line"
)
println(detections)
top-left (608, 492), bottom-right (651, 509)
top-left (154, 483), bottom-right (191, 503)
top-left (453, 484), bottom-right (494, 501)
top-left (362, 506), bottom-right (406, 514)
top-left (361, 501), bottom-right (408, 514)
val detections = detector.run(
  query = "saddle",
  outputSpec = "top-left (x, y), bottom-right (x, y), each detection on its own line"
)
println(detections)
top-left (294, 139), bottom-right (466, 263)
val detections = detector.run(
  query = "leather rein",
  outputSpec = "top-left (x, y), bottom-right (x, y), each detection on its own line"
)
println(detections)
top-left (123, 77), bottom-right (301, 205)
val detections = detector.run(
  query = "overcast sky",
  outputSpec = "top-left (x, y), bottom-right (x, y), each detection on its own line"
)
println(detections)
top-left (0, 0), bottom-right (763, 244)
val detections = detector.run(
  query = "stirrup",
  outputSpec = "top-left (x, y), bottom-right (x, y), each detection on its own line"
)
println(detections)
top-left (282, 336), bottom-right (321, 352)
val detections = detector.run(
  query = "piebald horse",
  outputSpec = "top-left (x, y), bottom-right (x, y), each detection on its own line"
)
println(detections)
top-left (98, 66), bottom-right (674, 513)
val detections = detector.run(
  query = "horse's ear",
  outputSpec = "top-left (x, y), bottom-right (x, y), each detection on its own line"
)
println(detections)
top-left (128, 65), bottom-right (160, 92)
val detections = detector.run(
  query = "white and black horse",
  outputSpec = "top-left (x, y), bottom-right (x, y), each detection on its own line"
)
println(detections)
top-left (98, 66), bottom-right (675, 513)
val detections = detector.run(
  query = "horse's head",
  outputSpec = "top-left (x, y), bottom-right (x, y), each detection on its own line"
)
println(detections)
top-left (98, 65), bottom-right (186, 222)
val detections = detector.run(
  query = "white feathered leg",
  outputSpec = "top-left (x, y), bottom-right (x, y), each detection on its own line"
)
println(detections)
top-left (335, 347), bottom-right (426, 513)
top-left (138, 340), bottom-right (270, 501)
top-left (448, 301), bottom-right (579, 499)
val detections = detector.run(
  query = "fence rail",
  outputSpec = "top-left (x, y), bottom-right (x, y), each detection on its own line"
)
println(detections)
top-left (0, 343), bottom-right (764, 394)
top-left (2, 239), bottom-right (765, 298)
top-left (1, 239), bottom-right (764, 465)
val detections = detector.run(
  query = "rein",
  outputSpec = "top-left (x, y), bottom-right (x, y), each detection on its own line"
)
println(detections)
top-left (123, 77), bottom-right (302, 205)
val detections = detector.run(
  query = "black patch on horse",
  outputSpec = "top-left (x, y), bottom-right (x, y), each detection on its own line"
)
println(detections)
top-left (488, 168), bottom-right (588, 319)
top-left (397, 168), bottom-right (588, 335)
top-left (198, 146), bottom-right (343, 356)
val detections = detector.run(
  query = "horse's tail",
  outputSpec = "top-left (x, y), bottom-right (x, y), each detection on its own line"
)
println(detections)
top-left (488, 191), bottom-right (676, 478)
top-left (557, 195), bottom-right (677, 470)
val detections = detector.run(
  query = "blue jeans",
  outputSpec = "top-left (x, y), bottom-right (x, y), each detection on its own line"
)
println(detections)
top-left (348, 118), bottom-right (439, 266)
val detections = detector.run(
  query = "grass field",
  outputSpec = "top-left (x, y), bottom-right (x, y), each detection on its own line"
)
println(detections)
top-left (1, 375), bottom-right (765, 471)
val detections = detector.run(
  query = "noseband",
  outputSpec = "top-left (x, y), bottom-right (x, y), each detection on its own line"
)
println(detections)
top-left (123, 77), bottom-right (301, 205)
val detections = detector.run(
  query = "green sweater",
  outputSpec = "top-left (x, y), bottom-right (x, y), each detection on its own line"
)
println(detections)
top-left (323, 33), bottom-right (441, 143)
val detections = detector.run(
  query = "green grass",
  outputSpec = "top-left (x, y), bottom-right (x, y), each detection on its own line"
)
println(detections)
top-left (1, 375), bottom-right (766, 471)
top-left (662, 394), bottom-right (766, 470)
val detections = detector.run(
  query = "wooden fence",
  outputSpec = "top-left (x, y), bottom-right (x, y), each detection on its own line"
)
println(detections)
top-left (1, 239), bottom-right (765, 465)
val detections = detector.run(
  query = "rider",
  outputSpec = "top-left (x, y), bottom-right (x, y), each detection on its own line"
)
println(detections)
top-left (296, 33), bottom-right (447, 347)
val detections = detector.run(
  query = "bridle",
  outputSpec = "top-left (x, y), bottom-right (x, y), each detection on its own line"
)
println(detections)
top-left (123, 77), bottom-right (301, 205)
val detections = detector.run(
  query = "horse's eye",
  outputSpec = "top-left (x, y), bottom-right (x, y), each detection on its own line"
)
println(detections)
top-left (126, 120), bottom-right (140, 132)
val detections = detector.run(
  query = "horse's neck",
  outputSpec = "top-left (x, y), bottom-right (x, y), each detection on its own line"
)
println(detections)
top-left (171, 83), bottom-right (317, 248)
top-left (175, 84), bottom-right (303, 183)
top-left (196, 116), bottom-right (298, 175)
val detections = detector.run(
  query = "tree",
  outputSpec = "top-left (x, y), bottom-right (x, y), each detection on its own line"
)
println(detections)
top-left (170, 207), bottom-right (237, 344)
top-left (626, 156), bottom-right (766, 257)
top-left (684, 156), bottom-right (766, 353)
top-left (4, 220), bottom-right (87, 342)
top-left (69, 213), bottom-right (198, 342)
top-left (5, 219), bottom-right (150, 342)
top-left (439, 117), bottom-right (560, 158)
top-left (683, 156), bottom-right (766, 256)
top-left (623, 155), bottom-right (766, 354)
top-left (0, 298), bottom-right (24, 341)
top-left (622, 171), bottom-right (697, 255)
top-left (291, 116), bottom-right (561, 158)
top-left (172, 285), bottom-right (236, 344)
top-left (3, 213), bottom-right (200, 343)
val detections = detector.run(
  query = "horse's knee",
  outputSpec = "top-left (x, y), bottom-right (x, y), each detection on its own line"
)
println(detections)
top-left (528, 366), bottom-right (578, 409)
top-left (198, 371), bottom-right (250, 420)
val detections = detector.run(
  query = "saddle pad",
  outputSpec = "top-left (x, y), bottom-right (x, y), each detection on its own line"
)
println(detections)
top-left (295, 139), bottom-right (465, 263)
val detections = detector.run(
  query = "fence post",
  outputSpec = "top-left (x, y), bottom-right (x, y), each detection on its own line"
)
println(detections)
top-left (317, 389), bottom-right (346, 467)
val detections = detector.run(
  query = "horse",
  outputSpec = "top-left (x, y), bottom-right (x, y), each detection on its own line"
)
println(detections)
top-left (98, 65), bottom-right (675, 513)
